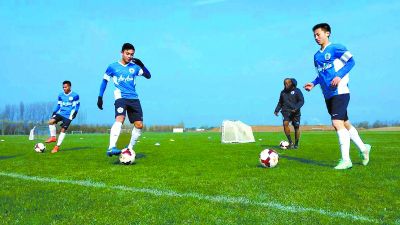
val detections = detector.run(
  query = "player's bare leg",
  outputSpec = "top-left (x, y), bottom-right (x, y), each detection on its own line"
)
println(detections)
top-left (283, 121), bottom-right (293, 148)
top-left (344, 120), bottom-right (371, 165)
top-left (332, 120), bottom-right (352, 169)
top-left (45, 119), bottom-right (57, 143)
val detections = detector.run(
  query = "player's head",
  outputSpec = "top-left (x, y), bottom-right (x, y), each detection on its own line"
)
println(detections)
top-left (284, 78), bottom-right (293, 91)
top-left (63, 80), bottom-right (71, 94)
top-left (313, 23), bottom-right (331, 46)
top-left (121, 43), bottom-right (135, 64)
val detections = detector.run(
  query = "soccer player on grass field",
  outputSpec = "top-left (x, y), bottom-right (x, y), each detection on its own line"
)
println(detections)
top-left (97, 43), bottom-right (151, 157)
top-left (274, 78), bottom-right (304, 149)
top-left (304, 23), bottom-right (371, 169)
top-left (45, 80), bottom-right (80, 153)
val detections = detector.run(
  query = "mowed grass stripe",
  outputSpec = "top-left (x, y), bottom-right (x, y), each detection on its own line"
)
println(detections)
top-left (0, 171), bottom-right (378, 223)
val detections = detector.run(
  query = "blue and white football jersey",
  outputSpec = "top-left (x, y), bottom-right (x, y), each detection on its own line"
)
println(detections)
top-left (54, 91), bottom-right (80, 120)
top-left (312, 43), bottom-right (354, 99)
top-left (102, 62), bottom-right (144, 100)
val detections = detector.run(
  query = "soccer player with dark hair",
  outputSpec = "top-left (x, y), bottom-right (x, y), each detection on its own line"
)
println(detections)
top-left (97, 43), bottom-right (151, 157)
top-left (45, 80), bottom-right (80, 153)
top-left (304, 23), bottom-right (371, 169)
top-left (274, 78), bottom-right (304, 149)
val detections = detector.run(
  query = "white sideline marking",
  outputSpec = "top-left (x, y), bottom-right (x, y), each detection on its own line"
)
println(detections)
top-left (0, 172), bottom-right (377, 223)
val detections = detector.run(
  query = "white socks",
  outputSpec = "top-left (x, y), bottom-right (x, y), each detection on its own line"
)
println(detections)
top-left (337, 129), bottom-right (351, 162)
top-left (108, 122), bottom-right (142, 150)
top-left (109, 122), bottom-right (122, 149)
top-left (348, 126), bottom-right (367, 152)
top-left (57, 132), bottom-right (66, 146)
top-left (49, 125), bottom-right (56, 137)
top-left (128, 127), bottom-right (142, 150)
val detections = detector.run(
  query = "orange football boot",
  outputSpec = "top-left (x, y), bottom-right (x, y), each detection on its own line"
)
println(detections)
top-left (51, 145), bottom-right (60, 153)
top-left (45, 136), bottom-right (57, 143)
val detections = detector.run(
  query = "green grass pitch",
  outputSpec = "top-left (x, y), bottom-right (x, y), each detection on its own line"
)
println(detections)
top-left (0, 131), bottom-right (399, 224)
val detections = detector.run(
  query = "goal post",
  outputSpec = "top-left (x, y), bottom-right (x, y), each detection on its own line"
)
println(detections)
top-left (221, 120), bottom-right (255, 143)
top-left (28, 125), bottom-right (49, 141)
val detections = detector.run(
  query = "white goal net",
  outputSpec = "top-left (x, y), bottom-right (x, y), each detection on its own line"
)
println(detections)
top-left (29, 125), bottom-right (49, 141)
top-left (221, 120), bottom-right (255, 143)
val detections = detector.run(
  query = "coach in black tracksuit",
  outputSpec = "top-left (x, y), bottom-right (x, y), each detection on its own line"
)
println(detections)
top-left (274, 78), bottom-right (304, 149)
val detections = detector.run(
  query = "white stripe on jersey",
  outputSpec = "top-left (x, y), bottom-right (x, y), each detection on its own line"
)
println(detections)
top-left (333, 59), bottom-right (350, 95)
top-left (112, 76), bottom-right (118, 85)
top-left (138, 69), bottom-right (144, 76)
top-left (340, 51), bottom-right (352, 62)
top-left (333, 58), bottom-right (344, 72)
top-left (114, 89), bottom-right (122, 100)
top-left (69, 109), bottom-right (75, 120)
top-left (337, 75), bottom-right (350, 95)
top-left (57, 101), bottom-right (62, 104)
top-left (72, 101), bottom-right (79, 106)
top-left (103, 74), bottom-right (111, 81)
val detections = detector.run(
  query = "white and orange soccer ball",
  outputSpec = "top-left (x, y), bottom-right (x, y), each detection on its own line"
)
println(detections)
top-left (259, 149), bottom-right (279, 168)
top-left (119, 148), bottom-right (136, 165)
top-left (34, 143), bottom-right (46, 153)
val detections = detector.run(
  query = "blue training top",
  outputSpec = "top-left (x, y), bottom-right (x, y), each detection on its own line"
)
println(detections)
top-left (312, 43), bottom-right (355, 99)
top-left (53, 91), bottom-right (80, 120)
top-left (99, 61), bottom-right (150, 100)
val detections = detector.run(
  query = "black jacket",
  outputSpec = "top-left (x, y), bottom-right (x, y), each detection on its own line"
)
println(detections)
top-left (274, 79), bottom-right (304, 114)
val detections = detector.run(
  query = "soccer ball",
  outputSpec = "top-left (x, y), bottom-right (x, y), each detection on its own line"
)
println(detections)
top-left (119, 148), bottom-right (136, 165)
top-left (34, 143), bottom-right (46, 153)
top-left (279, 140), bottom-right (290, 150)
top-left (259, 149), bottom-right (279, 168)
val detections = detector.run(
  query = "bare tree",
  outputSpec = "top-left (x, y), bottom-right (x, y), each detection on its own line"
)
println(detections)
top-left (10, 104), bottom-right (17, 121)
top-left (75, 110), bottom-right (87, 124)
top-left (19, 101), bottom-right (24, 121)
top-left (3, 104), bottom-right (9, 120)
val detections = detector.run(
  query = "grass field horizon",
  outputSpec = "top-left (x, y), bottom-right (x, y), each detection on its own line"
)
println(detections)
top-left (0, 131), bottom-right (399, 224)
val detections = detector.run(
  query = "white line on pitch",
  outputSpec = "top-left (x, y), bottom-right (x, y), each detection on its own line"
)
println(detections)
top-left (0, 172), bottom-right (378, 223)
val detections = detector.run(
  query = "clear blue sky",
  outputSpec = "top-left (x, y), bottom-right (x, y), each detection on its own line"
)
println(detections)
top-left (0, 1), bottom-right (399, 127)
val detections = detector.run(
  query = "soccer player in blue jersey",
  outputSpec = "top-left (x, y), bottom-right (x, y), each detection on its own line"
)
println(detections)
top-left (97, 43), bottom-right (151, 157)
top-left (304, 23), bottom-right (371, 169)
top-left (45, 80), bottom-right (80, 153)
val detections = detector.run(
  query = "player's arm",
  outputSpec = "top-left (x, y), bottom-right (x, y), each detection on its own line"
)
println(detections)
top-left (98, 66), bottom-right (113, 110)
top-left (133, 58), bottom-right (151, 79)
top-left (52, 95), bottom-right (62, 116)
top-left (70, 95), bottom-right (80, 120)
top-left (304, 62), bottom-right (319, 91)
top-left (274, 93), bottom-right (283, 116)
top-left (294, 89), bottom-right (304, 111)
top-left (304, 76), bottom-right (318, 91)
top-left (331, 45), bottom-right (355, 86)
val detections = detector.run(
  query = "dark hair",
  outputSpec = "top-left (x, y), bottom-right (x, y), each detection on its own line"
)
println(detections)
top-left (63, 80), bottom-right (71, 86)
top-left (313, 23), bottom-right (331, 33)
top-left (121, 43), bottom-right (135, 52)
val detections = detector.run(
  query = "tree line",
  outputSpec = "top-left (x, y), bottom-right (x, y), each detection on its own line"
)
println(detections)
top-left (0, 102), bottom-right (86, 135)
top-left (0, 102), bottom-right (190, 134)
top-left (354, 120), bottom-right (400, 129)
top-left (0, 102), bottom-right (398, 135)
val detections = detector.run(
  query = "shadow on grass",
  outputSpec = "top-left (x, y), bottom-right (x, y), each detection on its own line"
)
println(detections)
top-left (259, 144), bottom-right (281, 150)
top-left (61, 146), bottom-right (93, 152)
top-left (0, 155), bottom-right (21, 160)
top-left (280, 155), bottom-right (332, 167)
top-left (135, 153), bottom-right (146, 159)
top-left (259, 144), bottom-right (333, 168)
